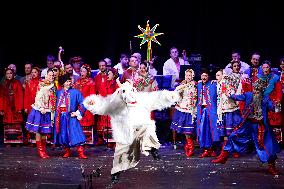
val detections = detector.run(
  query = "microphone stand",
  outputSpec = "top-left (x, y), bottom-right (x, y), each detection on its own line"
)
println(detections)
top-left (104, 81), bottom-right (111, 151)
top-left (81, 164), bottom-right (102, 189)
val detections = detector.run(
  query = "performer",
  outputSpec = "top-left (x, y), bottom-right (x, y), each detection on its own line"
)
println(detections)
top-left (83, 78), bottom-right (182, 184)
top-left (24, 67), bottom-right (41, 114)
top-left (196, 69), bottom-right (219, 158)
top-left (170, 69), bottom-right (197, 157)
top-left (24, 67), bottom-right (41, 144)
top-left (103, 68), bottom-right (120, 148)
top-left (133, 62), bottom-right (158, 92)
top-left (163, 47), bottom-right (190, 88)
top-left (121, 55), bottom-right (139, 83)
top-left (216, 61), bottom-right (249, 158)
top-left (267, 80), bottom-right (282, 143)
top-left (53, 74), bottom-right (87, 159)
top-left (267, 58), bottom-right (284, 144)
top-left (25, 69), bottom-right (56, 158)
top-left (212, 62), bottom-right (281, 176)
top-left (52, 65), bottom-right (62, 89)
top-left (94, 60), bottom-right (108, 146)
top-left (0, 68), bottom-right (24, 144)
top-left (73, 64), bottom-right (95, 145)
top-left (280, 59), bottom-right (284, 145)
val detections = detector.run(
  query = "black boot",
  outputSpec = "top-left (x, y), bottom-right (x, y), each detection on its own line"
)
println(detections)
top-left (111, 172), bottom-right (120, 184)
top-left (150, 148), bottom-right (161, 160)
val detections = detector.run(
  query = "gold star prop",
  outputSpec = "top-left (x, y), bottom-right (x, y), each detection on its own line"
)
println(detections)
top-left (134, 20), bottom-right (163, 61)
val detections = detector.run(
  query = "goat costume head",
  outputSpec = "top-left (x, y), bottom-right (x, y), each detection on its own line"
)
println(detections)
top-left (111, 78), bottom-right (138, 106)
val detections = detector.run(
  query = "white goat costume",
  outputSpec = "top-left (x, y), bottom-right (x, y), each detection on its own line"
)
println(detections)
top-left (83, 80), bottom-right (181, 174)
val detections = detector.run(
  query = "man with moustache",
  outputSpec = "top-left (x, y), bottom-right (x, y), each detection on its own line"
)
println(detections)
top-left (94, 60), bottom-right (109, 145)
top-left (20, 62), bottom-right (32, 86)
top-left (196, 69), bottom-right (219, 158)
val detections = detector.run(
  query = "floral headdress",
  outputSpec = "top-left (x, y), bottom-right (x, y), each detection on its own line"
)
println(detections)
top-left (81, 64), bottom-right (91, 77)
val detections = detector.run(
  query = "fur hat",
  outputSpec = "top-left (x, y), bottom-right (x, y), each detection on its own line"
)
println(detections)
top-left (59, 74), bottom-right (72, 86)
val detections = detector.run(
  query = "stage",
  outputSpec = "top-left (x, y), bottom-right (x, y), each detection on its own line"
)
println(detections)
top-left (0, 144), bottom-right (283, 189)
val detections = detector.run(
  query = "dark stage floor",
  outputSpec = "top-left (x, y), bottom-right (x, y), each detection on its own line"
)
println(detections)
top-left (0, 144), bottom-right (283, 189)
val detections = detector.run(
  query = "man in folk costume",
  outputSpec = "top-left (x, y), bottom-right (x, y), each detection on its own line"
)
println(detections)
top-left (53, 74), bottom-right (87, 159)
top-left (93, 60), bottom-right (108, 145)
top-left (267, 79), bottom-right (282, 143)
top-left (271, 58), bottom-right (284, 144)
top-left (83, 78), bottom-right (183, 184)
top-left (280, 59), bottom-right (284, 144)
top-left (196, 69), bottom-right (219, 158)
top-left (212, 62), bottom-right (281, 176)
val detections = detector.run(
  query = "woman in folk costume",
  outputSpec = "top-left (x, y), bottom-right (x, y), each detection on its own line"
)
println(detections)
top-left (24, 67), bottom-right (41, 144)
top-left (133, 62), bottom-right (159, 92)
top-left (102, 68), bottom-right (120, 149)
top-left (133, 62), bottom-right (159, 123)
top-left (24, 67), bottom-right (41, 114)
top-left (52, 65), bottom-right (62, 90)
top-left (215, 61), bottom-right (250, 159)
top-left (25, 69), bottom-right (56, 158)
top-left (0, 68), bottom-right (23, 144)
top-left (106, 68), bottom-right (120, 93)
top-left (53, 74), bottom-right (87, 159)
top-left (73, 64), bottom-right (95, 144)
top-left (170, 69), bottom-right (197, 157)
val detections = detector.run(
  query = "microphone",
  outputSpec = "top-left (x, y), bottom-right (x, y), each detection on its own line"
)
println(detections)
top-left (129, 41), bottom-right (132, 54)
top-left (81, 164), bottom-right (85, 178)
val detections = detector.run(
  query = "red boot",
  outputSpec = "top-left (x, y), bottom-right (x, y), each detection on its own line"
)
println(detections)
top-left (184, 138), bottom-right (194, 157)
top-left (41, 139), bottom-right (49, 158)
top-left (107, 142), bottom-right (116, 149)
top-left (211, 150), bottom-right (229, 164)
top-left (36, 141), bottom-right (48, 159)
top-left (232, 152), bottom-right (240, 158)
top-left (77, 146), bottom-right (87, 159)
top-left (268, 160), bottom-right (280, 175)
top-left (199, 148), bottom-right (216, 158)
top-left (95, 137), bottom-right (104, 146)
top-left (63, 148), bottom-right (71, 158)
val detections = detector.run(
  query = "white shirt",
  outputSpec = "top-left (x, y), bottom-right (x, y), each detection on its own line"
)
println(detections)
top-left (114, 63), bottom-right (124, 75)
top-left (163, 58), bottom-right (188, 88)
top-left (223, 61), bottom-right (250, 75)
top-left (40, 68), bottom-right (48, 78)
top-left (149, 67), bottom-right (158, 76)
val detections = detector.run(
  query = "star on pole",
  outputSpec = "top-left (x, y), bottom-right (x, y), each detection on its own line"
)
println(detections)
top-left (134, 20), bottom-right (163, 61)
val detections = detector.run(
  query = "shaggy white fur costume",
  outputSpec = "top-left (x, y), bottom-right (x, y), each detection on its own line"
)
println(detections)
top-left (83, 80), bottom-right (181, 174)
top-left (83, 81), bottom-right (180, 145)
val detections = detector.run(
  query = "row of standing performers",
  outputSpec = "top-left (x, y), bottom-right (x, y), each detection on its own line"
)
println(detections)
top-left (170, 63), bottom-right (283, 175)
